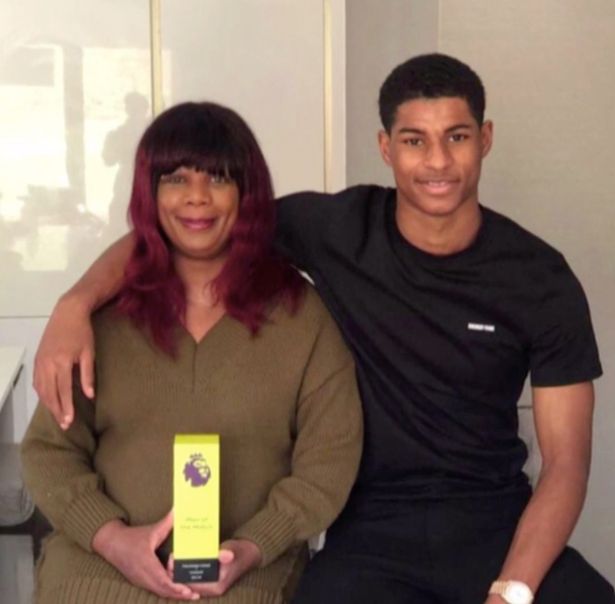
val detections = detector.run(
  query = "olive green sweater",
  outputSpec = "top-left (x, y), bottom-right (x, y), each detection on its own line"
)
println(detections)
top-left (21, 287), bottom-right (362, 604)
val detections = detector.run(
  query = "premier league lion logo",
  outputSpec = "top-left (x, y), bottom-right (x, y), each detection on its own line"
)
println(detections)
top-left (183, 453), bottom-right (212, 487)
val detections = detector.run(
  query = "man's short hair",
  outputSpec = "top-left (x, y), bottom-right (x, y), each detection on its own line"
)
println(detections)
top-left (378, 53), bottom-right (486, 132)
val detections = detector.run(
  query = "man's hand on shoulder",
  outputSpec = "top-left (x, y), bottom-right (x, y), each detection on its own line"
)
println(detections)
top-left (33, 293), bottom-right (96, 430)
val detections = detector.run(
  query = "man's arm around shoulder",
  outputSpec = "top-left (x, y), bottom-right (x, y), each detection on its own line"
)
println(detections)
top-left (34, 233), bottom-right (135, 429)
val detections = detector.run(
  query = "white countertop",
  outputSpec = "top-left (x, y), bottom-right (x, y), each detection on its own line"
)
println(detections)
top-left (0, 347), bottom-right (25, 411)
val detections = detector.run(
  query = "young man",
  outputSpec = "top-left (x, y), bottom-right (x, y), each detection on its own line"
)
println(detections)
top-left (34, 55), bottom-right (613, 603)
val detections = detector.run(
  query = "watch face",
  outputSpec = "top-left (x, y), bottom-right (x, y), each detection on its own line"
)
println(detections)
top-left (503, 582), bottom-right (533, 604)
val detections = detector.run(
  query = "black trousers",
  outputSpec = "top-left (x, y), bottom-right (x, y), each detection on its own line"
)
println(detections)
top-left (292, 492), bottom-right (614, 604)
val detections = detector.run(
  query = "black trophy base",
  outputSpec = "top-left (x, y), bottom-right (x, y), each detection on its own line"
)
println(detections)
top-left (174, 558), bottom-right (220, 583)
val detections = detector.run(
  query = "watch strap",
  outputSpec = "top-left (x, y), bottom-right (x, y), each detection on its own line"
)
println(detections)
top-left (489, 580), bottom-right (508, 595)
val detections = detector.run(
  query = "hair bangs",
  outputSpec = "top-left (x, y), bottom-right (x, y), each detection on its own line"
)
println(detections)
top-left (145, 108), bottom-right (247, 192)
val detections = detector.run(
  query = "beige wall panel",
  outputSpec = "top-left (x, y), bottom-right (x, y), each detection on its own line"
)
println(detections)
top-left (159, 0), bottom-right (325, 197)
top-left (346, 0), bottom-right (438, 187)
top-left (440, 0), bottom-right (615, 580)
top-left (0, 0), bottom-right (151, 317)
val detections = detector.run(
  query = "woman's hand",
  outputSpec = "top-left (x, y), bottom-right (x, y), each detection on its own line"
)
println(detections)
top-left (92, 513), bottom-right (199, 601)
top-left (169, 539), bottom-right (263, 597)
top-left (33, 294), bottom-right (96, 430)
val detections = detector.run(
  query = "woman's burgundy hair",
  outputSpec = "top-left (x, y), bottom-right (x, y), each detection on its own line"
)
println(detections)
top-left (115, 101), bottom-right (304, 354)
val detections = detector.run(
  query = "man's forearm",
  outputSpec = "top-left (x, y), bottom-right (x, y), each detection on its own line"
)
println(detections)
top-left (61, 233), bottom-right (135, 313)
top-left (494, 458), bottom-right (589, 594)
top-left (33, 233), bottom-right (135, 422)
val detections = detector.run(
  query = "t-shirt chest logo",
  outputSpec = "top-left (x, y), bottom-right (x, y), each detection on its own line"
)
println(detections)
top-left (467, 322), bottom-right (496, 333)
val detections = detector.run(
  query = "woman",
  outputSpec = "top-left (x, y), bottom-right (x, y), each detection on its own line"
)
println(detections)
top-left (21, 102), bottom-right (362, 603)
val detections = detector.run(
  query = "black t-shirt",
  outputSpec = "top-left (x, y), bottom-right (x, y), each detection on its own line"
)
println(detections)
top-left (275, 185), bottom-right (602, 501)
